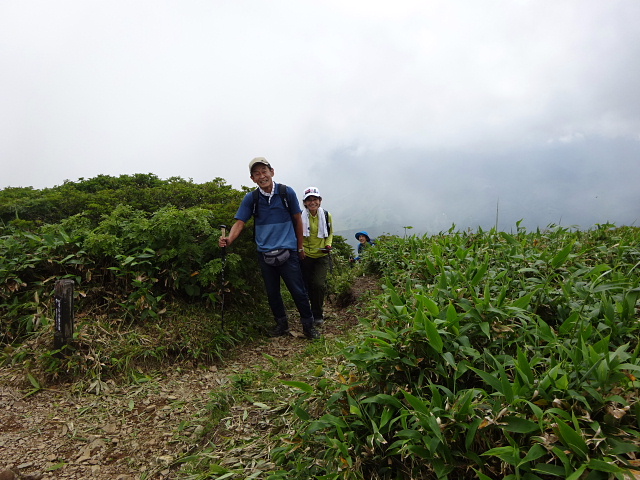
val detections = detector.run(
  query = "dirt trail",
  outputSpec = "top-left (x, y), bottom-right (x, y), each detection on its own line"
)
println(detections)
top-left (0, 275), bottom-right (379, 480)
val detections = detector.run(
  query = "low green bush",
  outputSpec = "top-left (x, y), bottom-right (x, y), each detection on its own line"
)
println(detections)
top-left (273, 224), bottom-right (640, 479)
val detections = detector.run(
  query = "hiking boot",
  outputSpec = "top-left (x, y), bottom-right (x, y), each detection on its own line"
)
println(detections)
top-left (313, 317), bottom-right (324, 327)
top-left (303, 325), bottom-right (321, 340)
top-left (302, 319), bottom-right (321, 340)
top-left (268, 317), bottom-right (290, 337)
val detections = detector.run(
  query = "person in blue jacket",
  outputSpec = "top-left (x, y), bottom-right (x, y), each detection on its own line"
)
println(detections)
top-left (355, 231), bottom-right (375, 260)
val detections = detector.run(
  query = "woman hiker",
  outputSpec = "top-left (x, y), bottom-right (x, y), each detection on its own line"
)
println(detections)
top-left (301, 186), bottom-right (334, 327)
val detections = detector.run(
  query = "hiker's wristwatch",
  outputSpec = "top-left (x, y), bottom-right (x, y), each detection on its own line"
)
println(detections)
top-left (298, 248), bottom-right (304, 252)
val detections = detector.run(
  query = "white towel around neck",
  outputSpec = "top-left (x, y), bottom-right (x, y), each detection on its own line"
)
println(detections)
top-left (302, 207), bottom-right (329, 238)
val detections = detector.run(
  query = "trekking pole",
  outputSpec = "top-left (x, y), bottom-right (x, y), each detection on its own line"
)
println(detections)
top-left (219, 224), bottom-right (228, 331)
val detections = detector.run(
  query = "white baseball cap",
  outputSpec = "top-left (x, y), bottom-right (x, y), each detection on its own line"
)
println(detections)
top-left (303, 186), bottom-right (321, 200)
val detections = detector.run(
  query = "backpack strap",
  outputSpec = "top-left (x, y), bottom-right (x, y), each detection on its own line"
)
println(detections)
top-left (252, 184), bottom-right (293, 217)
top-left (324, 209), bottom-right (331, 235)
top-left (279, 184), bottom-right (290, 212)
top-left (252, 188), bottom-right (260, 216)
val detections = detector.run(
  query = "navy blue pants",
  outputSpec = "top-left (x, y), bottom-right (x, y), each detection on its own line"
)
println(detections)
top-left (258, 251), bottom-right (313, 322)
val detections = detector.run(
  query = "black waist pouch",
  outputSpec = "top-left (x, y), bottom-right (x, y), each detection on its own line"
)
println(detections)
top-left (263, 249), bottom-right (291, 266)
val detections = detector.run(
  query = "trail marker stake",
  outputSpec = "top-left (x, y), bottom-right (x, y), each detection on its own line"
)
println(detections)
top-left (54, 279), bottom-right (75, 351)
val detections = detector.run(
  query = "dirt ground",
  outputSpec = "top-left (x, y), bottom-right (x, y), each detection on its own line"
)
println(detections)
top-left (0, 275), bottom-right (380, 480)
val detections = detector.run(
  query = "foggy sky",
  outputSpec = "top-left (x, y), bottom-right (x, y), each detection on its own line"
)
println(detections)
top-left (1, 1), bottom-right (639, 238)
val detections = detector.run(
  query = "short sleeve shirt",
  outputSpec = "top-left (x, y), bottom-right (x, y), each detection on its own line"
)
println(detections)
top-left (235, 183), bottom-right (302, 252)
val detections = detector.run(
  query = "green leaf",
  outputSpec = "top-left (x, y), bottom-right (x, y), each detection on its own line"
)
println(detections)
top-left (122, 255), bottom-right (136, 265)
top-left (466, 417), bottom-right (482, 450)
top-left (417, 294), bottom-right (439, 316)
top-left (454, 388), bottom-right (477, 417)
top-left (45, 462), bottom-right (67, 472)
top-left (469, 367), bottom-right (503, 395)
top-left (423, 257), bottom-right (437, 275)
top-left (482, 446), bottom-right (519, 466)
top-left (512, 291), bottom-right (534, 310)
top-left (307, 420), bottom-right (329, 434)
top-left (361, 394), bottom-right (404, 409)
top-left (349, 404), bottom-right (362, 417)
top-left (424, 316), bottom-right (444, 353)
top-left (379, 406), bottom-right (395, 429)
top-left (550, 243), bottom-right (573, 269)
top-left (294, 405), bottom-right (310, 421)
top-left (554, 418), bottom-right (588, 459)
top-left (281, 380), bottom-right (313, 393)
top-left (319, 414), bottom-right (349, 428)
top-left (565, 464), bottom-right (587, 480)
top-left (389, 287), bottom-right (404, 307)
top-left (532, 463), bottom-right (566, 477)
top-left (519, 443), bottom-right (547, 465)
top-left (472, 469), bottom-right (495, 480)
top-left (406, 445), bottom-right (430, 459)
top-left (482, 446), bottom-right (515, 456)
top-left (502, 416), bottom-right (540, 434)
top-left (402, 390), bottom-right (430, 415)
top-left (493, 355), bottom-right (515, 403)
top-left (516, 348), bottom-right (534, 385)
top-left (333, 440), bottom-right (352, 466)
top-left (558, 311), bottom-right (580, 335)
top-left (524, 400), bottom-right (543, 421)
top-left (618, 363), bottom-right (640, 372)
top-left (396, 429), bottom-right (424, 440)
top-left (446, 302), bottom-right (458, 324)
top-left (585, 458), bottom-right (625, 473)
top-left (471, 261), bottom-right (489, 287)
top-left (442, 351), bottom-right (457, 369)
top-left (27, 372), bottom-right (41, 390)
top-left (425, 414), bottom-right (444, 442)
top-left (549, 446), bottom-right (572, 476)
top-left (606, 438), bottom-right (640, 455)
top-left (199, 464), bottom-right (231, 474)
top-left (480, 322), bottom-right (491, 338)
top-left (587, 264), bottom-right (612, 277)
top-left (592, 279), bottom-right (628, 294)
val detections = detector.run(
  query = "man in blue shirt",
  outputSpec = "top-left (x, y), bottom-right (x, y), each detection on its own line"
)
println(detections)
top-left (219, 157), bottom-right (320, 340)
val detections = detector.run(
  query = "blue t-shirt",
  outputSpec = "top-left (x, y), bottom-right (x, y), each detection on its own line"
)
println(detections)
top-left (235, 183), bottom-right (302, 252)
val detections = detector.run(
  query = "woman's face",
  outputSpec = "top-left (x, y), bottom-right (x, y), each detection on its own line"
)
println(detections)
top-left (304, 195), bottom-right (321, 214)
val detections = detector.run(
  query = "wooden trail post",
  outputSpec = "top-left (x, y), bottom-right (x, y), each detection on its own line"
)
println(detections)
top-left (54, 279), bottom-right (74, 350)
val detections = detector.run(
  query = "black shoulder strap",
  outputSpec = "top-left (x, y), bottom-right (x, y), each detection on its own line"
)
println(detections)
top-left (252, 184), bottom-right (293, 217)
top-left (279, 184), bottom-right (290, 211)
top-left (252, 188), bottom-right (260, 216)
top-left (324, 210), bottom-right (331, 235)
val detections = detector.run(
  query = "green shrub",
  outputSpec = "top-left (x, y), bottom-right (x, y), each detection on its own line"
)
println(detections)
top-left (0, 175), bottom-right (261, 346)
top-left (274, 224), bottom-right (640, 479)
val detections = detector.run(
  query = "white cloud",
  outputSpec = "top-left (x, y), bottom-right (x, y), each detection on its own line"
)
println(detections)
top-left (0, 1), bottom-right (638, 231)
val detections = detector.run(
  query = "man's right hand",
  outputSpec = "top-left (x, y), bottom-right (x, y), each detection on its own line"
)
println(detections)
top-left (218, 220), bottom-right (244, 248)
